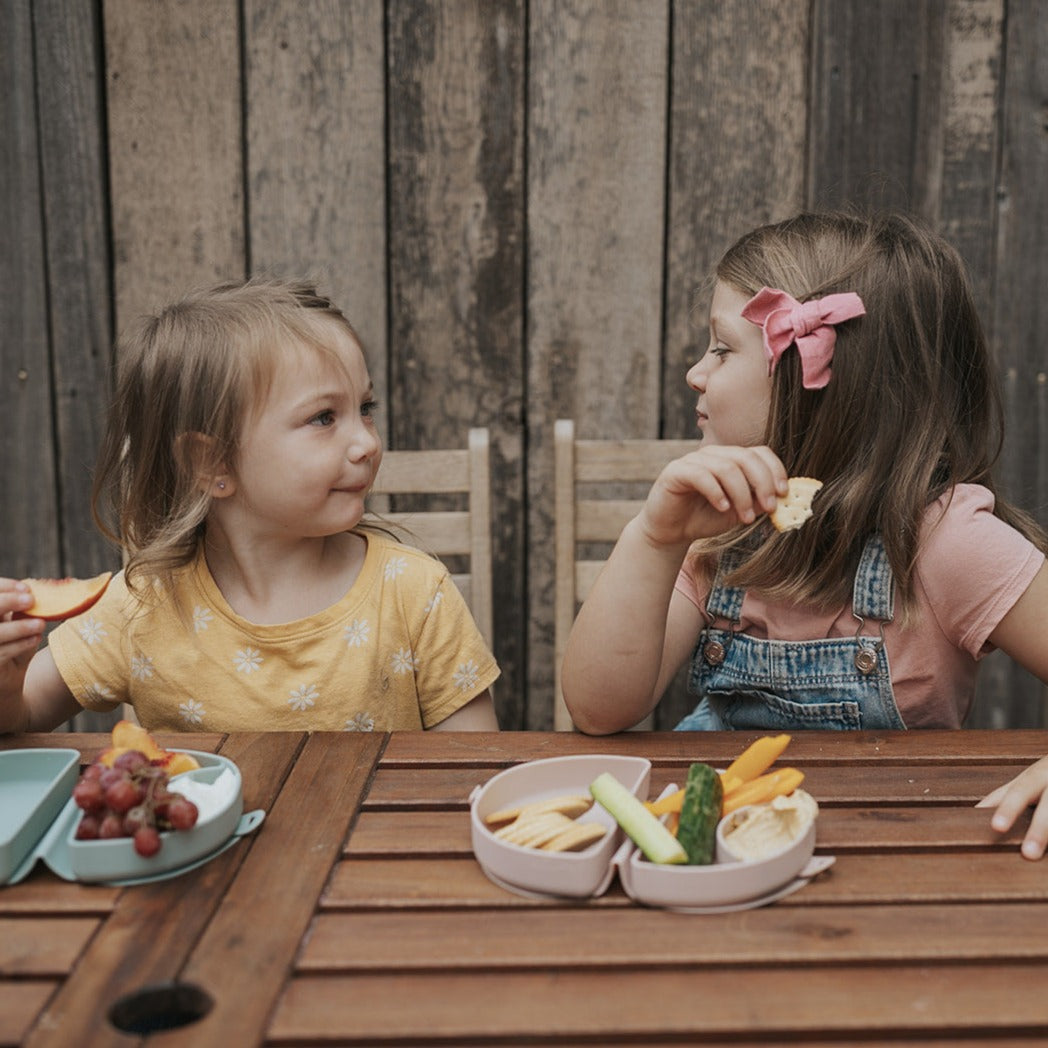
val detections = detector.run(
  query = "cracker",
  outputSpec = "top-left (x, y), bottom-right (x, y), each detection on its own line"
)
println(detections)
top-left (770, 476), bottom-right (823, 532)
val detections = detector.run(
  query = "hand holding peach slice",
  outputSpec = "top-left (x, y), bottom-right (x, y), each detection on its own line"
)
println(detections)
top-left (20, 571), bottom-right (112, 620)
top-left (97, 719), bottom-right (200, 776)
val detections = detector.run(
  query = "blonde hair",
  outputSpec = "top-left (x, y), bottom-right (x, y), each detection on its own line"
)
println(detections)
top-left (92, 277), bottom-right (365, 596)
top-left (695, 211), bottom-right (1046, 616)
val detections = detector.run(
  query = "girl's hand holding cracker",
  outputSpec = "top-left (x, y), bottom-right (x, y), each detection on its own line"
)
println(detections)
top-left (638, 444), bottom-right (789, 549)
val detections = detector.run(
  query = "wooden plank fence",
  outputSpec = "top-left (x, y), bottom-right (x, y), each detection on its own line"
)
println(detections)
top-left (2, 0), bottom-right (1046, 730)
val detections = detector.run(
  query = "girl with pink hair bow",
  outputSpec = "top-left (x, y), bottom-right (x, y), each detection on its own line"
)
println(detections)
top-left (562, 210), bottom-right (1048, 859)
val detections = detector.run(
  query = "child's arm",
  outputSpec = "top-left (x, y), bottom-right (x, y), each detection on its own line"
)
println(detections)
top-left (431, 689), bottom-right (498, 731)
top-left (976, 757), bottom-right (1048, 860)
top-left (0, 579), bottom-right (82, 733)
top-left (980, 562), bottom-right (1048, 858)
top-left (562, 445), bottom-right (788, 735)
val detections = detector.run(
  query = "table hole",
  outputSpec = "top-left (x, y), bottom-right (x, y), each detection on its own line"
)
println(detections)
top-left (108, 981), bottom-right (213, 1034)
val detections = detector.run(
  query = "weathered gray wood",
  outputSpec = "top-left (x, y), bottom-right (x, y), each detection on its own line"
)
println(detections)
top-left (810, 0), bottom-right (947, 213)
top-left (935, 0), bottom-right (1003, 322)
top-left (244, 0), bottom-right (389, 437)
top-left (103, 0), bottom-right (245, 333)
top-left (1, 0), bottom-right (60, 578)
top-left (657, 0), bottom-right (808, 729)
top-left (387, 0), bottom-right (526, 728)
top-left (3, 2), bottom-right (1048, 730)
top-left (33, 0), bottom-right (114, 577)
top-left (974, 0), bottom-right (1048, 728)
top-left (526, 0), bottom-right (669, 727)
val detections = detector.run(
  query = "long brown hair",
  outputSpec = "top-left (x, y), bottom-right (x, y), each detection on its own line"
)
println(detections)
top-left (696, 211), bottom-right (1046, 616)
top-left (91, 277), bottom-right (366, 597)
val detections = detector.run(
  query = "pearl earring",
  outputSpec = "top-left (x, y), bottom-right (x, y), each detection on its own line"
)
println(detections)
top-left (217, 481), bottom-right (226, 491)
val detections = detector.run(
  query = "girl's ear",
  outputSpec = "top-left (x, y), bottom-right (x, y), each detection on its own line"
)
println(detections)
top-left (175, 432), bottom-right (235, 498)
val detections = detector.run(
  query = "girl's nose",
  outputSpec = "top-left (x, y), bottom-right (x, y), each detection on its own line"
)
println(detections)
top-left (347, 423), bottom-right (381, 463)
top-left (686, 357), bottom-right (706, 391)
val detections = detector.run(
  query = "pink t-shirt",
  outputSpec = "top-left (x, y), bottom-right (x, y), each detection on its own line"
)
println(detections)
top-left (675, 485), bottom-right (1044, 728)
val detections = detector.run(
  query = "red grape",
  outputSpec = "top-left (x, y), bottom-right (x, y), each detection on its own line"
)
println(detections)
top-left (165, 796), bottom-right (199, 831)
top-left (72, 777), bottom-right (106, 813)
top-left (133, 826), bottom-right (161, 857)
top-left (104, 778), bottom-right (144, 814)
top-left (98, 813), bottom-right (125, 839)
top-left (75, 814), bottom-right (101, 840)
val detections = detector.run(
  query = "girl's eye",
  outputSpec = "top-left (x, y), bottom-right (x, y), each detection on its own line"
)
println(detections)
top-left (361, 399), bottom-right (379, 419)
top-left (310, 410), bottom-right (336, 427)
top-left (712, 345), bottom-right (730, 360)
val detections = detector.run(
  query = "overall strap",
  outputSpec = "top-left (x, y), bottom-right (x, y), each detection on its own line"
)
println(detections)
top-left (851, 534), bottom-right (895, 622)
top-left (704, 550), bottom-right (745, 623)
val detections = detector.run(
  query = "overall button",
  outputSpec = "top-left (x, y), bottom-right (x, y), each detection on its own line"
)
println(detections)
top-left (704, 640), bottom-right (726, 666)
top-left (855, 647), bottom-right (878, 675)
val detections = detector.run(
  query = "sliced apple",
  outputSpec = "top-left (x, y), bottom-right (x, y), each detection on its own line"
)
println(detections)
top-left (21, 571), bottom-right (112, 620)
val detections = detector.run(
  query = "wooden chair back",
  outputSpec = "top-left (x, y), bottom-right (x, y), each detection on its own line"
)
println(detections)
top-left (553, 418), bottom-right (696, 730)
top-left (370, 427), bottom-right (493, 648)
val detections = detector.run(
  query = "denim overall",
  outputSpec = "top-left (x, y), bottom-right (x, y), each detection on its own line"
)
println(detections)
top-left (674, 536), bottom-right (906, 731)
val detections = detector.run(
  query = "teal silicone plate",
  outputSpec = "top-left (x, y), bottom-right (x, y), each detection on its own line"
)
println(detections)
top-left (0, 749), bottom-right (81, 884)
top-left (4, 749), bottom-right (265, 887)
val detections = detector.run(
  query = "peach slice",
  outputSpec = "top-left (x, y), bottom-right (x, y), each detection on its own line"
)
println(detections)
top-left (21, 571), bottom-right (112, 620)
top-left (97, 720), bottom-right (201, 775)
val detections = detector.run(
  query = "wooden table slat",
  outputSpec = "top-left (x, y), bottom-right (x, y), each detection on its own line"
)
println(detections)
top-left (269, 964), bottom-right (1048, 1043)
top-left (165, 731), bottom-right (385, 1048)
top-left (6, 730), bottom-right (1048, 1046)
top-left (21, 731), bottom-right (304, 1048)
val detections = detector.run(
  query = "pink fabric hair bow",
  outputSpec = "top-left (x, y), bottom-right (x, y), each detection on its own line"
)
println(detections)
top-left (741, 287), bottom-right (866, 389)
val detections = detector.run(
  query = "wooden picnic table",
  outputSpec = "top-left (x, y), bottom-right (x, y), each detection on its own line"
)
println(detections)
top-left (3, 728), bottom-right (1048, 1046)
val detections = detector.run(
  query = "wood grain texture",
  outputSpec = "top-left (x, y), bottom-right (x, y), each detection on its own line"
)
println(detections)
top-left (244, 0), bottom-right (389, 432)
top-left (387, 0), bottom-right (527, 728)
top-left (104, 0), bottom-right (245, 332)
top-left (32, 0), bottom-right (114, 576)
top-left (20, 732), bottom-right (302, 1048)
top-left (5, 4), bottom-right (1048, 731)
top-left (981, 0), bottom-right (1048, 729)
top-left (170, 732), bottom-right (384, 1048)
top-left (0, 0), bottom-right (60, 578)
top-left (270, 963), bottom-right (1048, 1043)
top-left (526, 0), bottom-right (669, 727)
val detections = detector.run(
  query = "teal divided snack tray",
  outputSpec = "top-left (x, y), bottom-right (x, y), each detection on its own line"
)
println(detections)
top-left (0, 749), bottom-right (80, 883)
top-left (2, 749), bottom-right (265, 887)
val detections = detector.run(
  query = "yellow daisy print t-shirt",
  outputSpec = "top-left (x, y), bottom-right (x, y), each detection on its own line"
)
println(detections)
top-left (48, 532), bottom-right (499, 732)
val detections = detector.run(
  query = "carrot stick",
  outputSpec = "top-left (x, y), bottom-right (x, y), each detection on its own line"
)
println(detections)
top-left (645, 771), bottom-right (742, 816)
top-left (721, 767), bottom-right (805, 815)
top-left (723, 734), bottom-right (792, 784)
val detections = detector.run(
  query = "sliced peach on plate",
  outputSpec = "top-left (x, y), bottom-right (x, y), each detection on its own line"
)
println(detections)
top-left (97, 720), bottom-right (201, 775)
top-left (20, 571), bottom-right (112, 620)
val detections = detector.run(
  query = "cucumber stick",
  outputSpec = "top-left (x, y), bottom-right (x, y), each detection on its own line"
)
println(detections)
top-left (589, 772), bottom-right (687, 865)
top-left (676, 762), bottom-right (723, 865)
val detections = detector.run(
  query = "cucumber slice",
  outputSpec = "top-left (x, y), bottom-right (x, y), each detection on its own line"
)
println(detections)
top-left (676, 762), bottom-right (723, 865)
top-left (590, 772), bottom-right (687, 865)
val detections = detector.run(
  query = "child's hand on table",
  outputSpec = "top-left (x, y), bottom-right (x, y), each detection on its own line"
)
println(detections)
top-left (977, 756), bottom-right (1048, 860)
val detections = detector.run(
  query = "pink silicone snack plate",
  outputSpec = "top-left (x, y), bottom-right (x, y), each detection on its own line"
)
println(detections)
top-left (470, 758), bottom-right (823, 906)
top-left (615, 801), bottom-right (817, 909)
top-left (470, 754), bottom-right (650, 898)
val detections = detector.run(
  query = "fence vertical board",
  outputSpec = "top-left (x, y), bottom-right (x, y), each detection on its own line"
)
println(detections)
top-left (33, 0), bottom-right (114, 576)
top-left (935, 0), bottom-right (1003, 320)
top-left (809, 0), bottom-right (946, 213)
top-left (657, 0), bottom-right (809, 729)
top-left (387, 1), bottom-right (527, 728)
top-left (978, 0), bottom-right (1048, 728)
top-left (103, 0), bottom-right (245, 333)
top-left (526, 1), bottom-right (668, 727)
top-left (0, 0), bottom-right (59, 578)
top-left (244, 0), bottom-right (389, 433)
